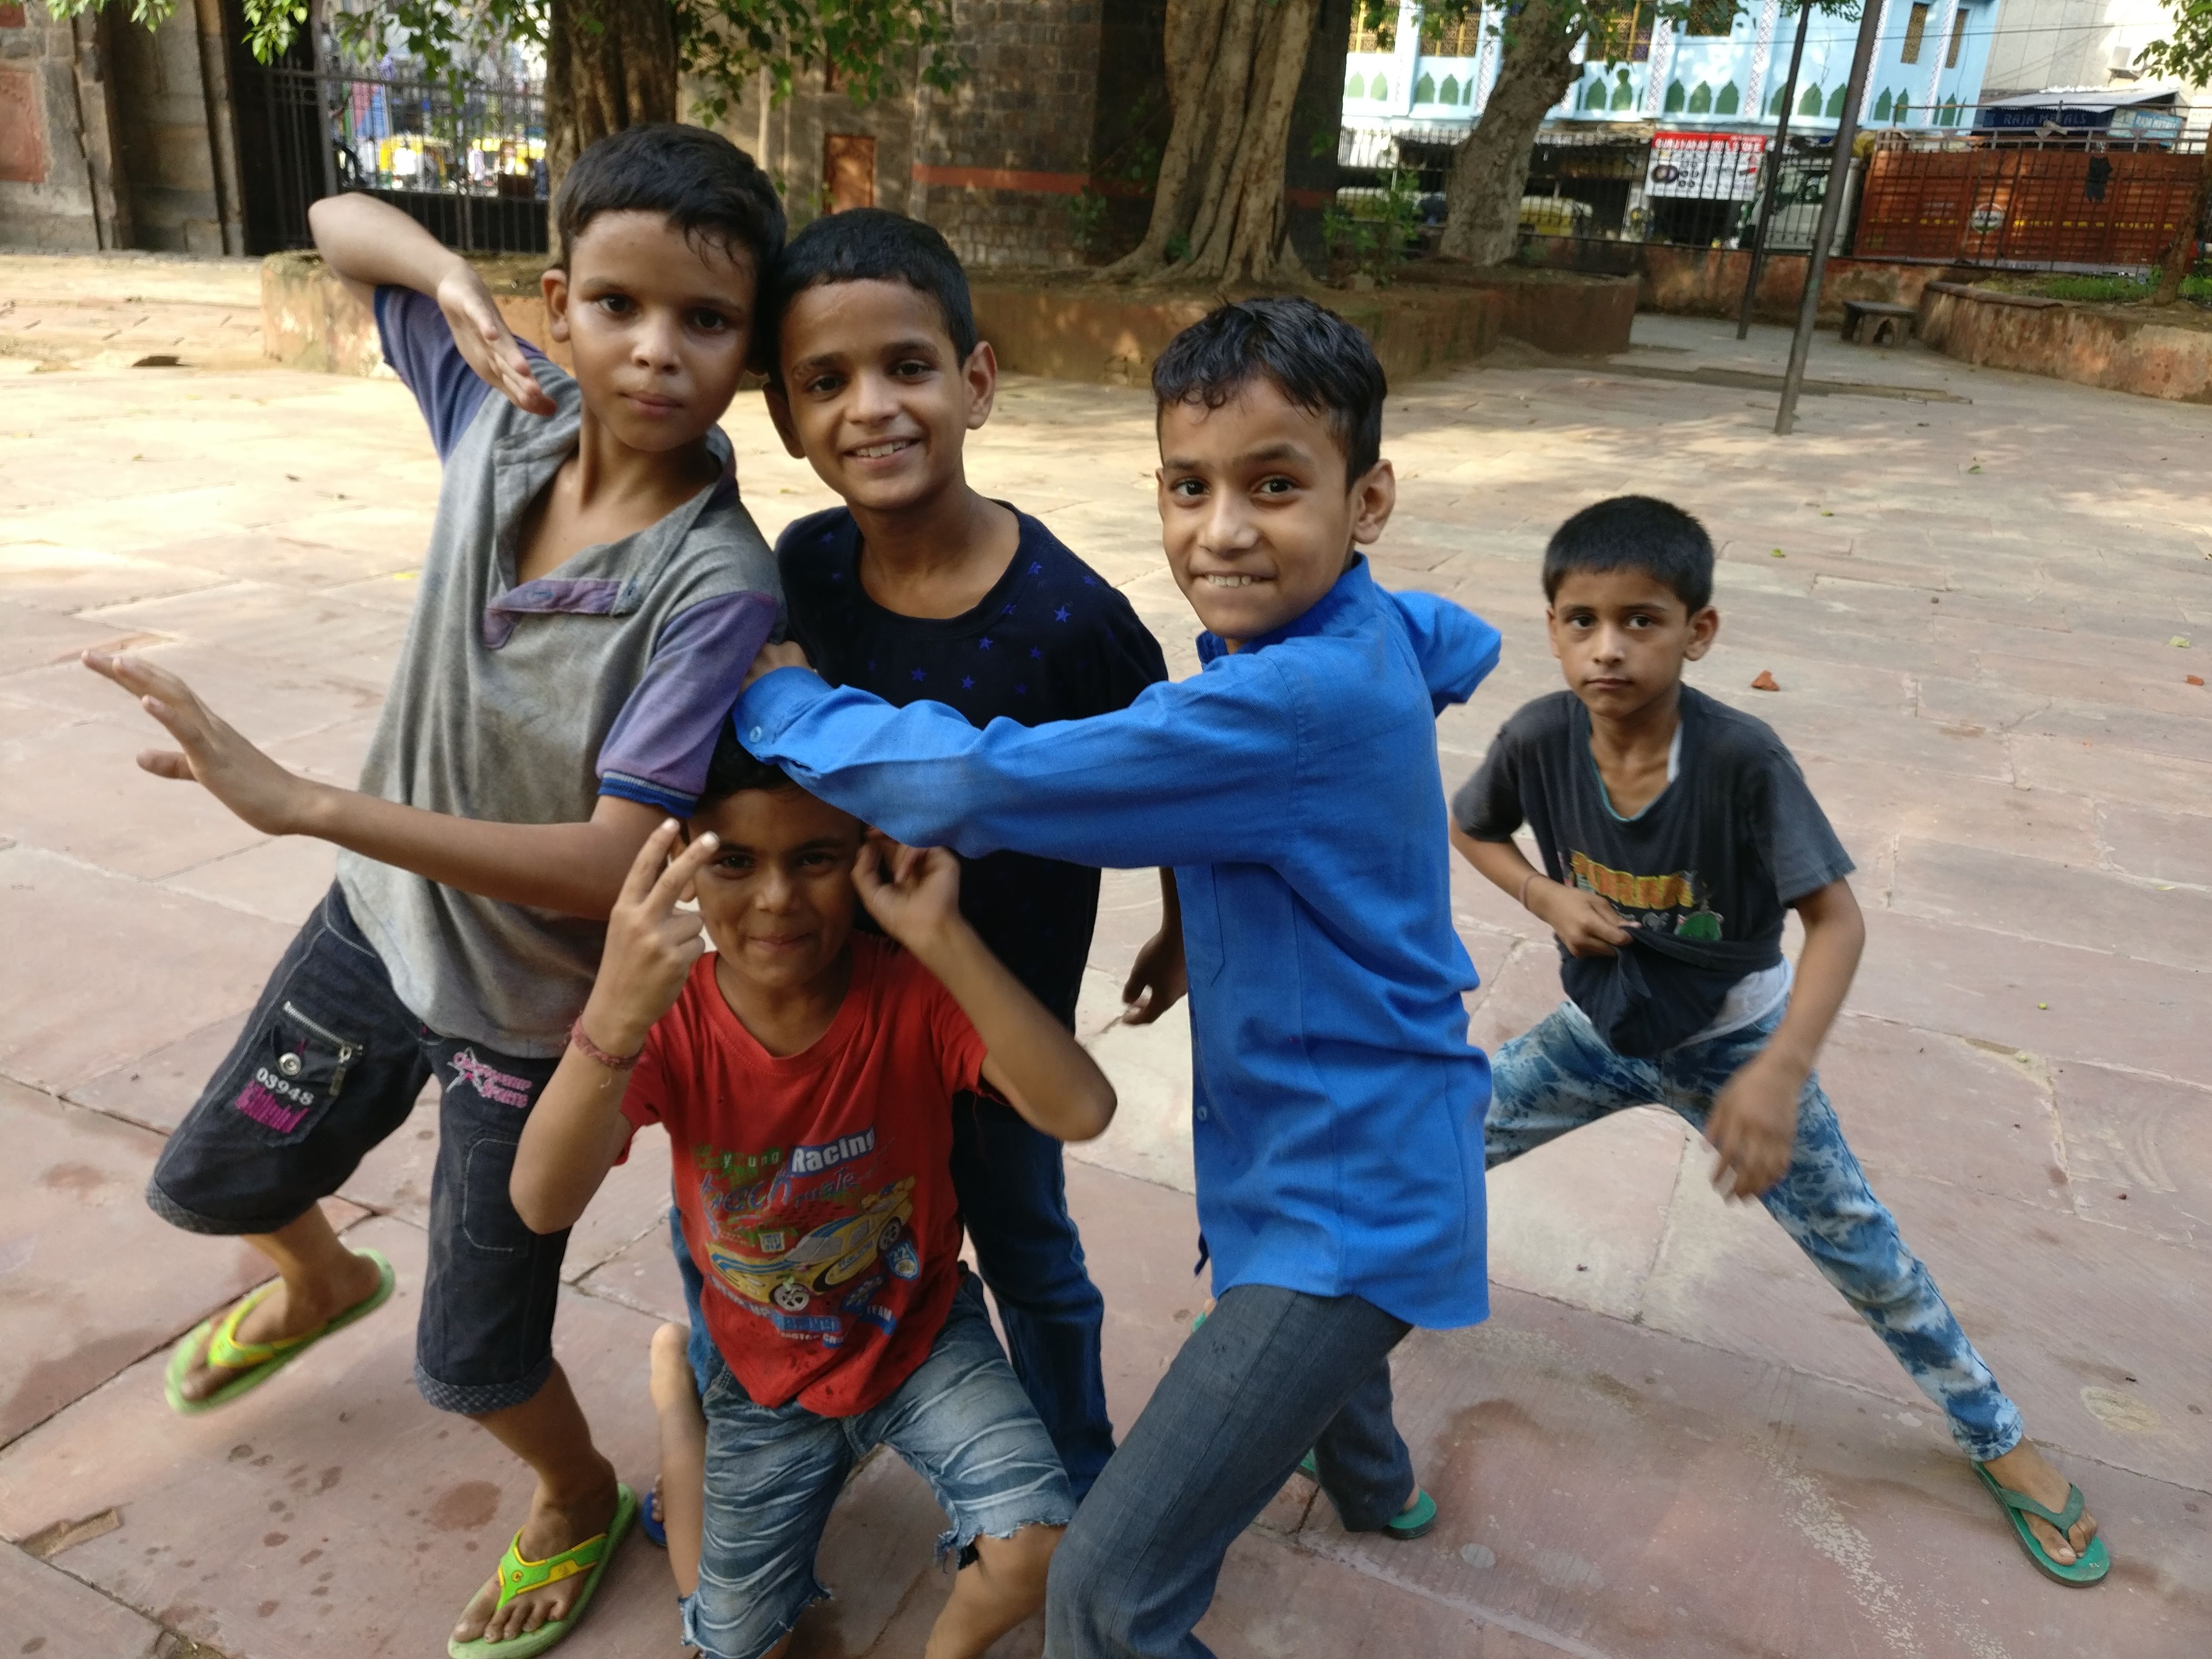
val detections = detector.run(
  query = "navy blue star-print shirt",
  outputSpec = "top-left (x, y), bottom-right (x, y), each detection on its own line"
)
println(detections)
top-left (778, 507), bottom-right (1169, 1026)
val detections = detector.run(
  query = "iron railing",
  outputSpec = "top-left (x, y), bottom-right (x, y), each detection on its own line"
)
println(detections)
top-left (234, 61), bottom-right (549, 256)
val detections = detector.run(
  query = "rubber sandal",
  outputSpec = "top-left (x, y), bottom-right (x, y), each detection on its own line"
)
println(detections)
top-left (1385, 1488), bottom-right (1439, 1542)
top-left (1973, 1462), bottom-right (2109, 1586)
top-left (163, 1249), bottom-right (397, 1417)
top-left (639, 1483), bottom-right (666, 1549)
top-left (448, 1483), bottom-right (638, 1659)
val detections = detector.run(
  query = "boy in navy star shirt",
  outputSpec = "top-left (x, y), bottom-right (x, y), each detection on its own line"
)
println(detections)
top-left (748, 209), bottom-right (1174, 1497)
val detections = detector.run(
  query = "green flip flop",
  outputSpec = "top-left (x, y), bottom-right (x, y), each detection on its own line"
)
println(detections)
top-left (449, 1483), bottom-right (639, 1659)
top-left (1973, 1462), bottom-right (2109, 1586)
top-left (163, 1249), bottom-right (397, 1416)
top-left (1297, 1454), bottom-right (1437, 1541)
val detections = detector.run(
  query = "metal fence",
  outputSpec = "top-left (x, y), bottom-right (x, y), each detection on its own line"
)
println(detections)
top-left (1339, 110), bottom-right (2210, 275)
top-left (234, 61), bottom-right (550, 256)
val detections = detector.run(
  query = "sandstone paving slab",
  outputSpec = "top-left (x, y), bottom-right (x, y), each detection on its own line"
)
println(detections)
top-left (64, 1014), bottom-right (247, 1137)
top-left (128, 534), bottom-right (424, 594)
top-left (1642, 1151), bottom-right (2212, 1488)
top-left (1463, 940), bottom-right (1571, 1058)
top-left (0, 1077), bottom-right (277, 1447)
top-left (2051, 1062), bottom-right (2212, 1249)
top-left (0, 1216), bottom-right (687, 1659)
top-left (1066, 975), bottom-right (1195, 1195)
top-left (83, 582), bottom-right (414, 674)
top-left (1815, 1017), bottom-right (2071, 1212)
top-left (1890, 837), bottom-right (2212, 973)
top-left (2010, 732), bottom-right (2212, 816)
top-left (2098, 801), bottom-right (2212, 887)
top-left (160, 835), bottom-right (341, 927)
top-left (1849, 909), bottom-right (2208, 1085)
top-left (0, 543), bottom-right (232, 614)
top-left (0, 601), bottom-right (145, 679)
top-left (263, 712), bottom-right (384, 789)
top-left (0, 846), bottom-right (293, 1096)
top-left (1798, 757), bottom-right (2099, 868)
top-left (1, 646), bottom-right (386, 751)
top-left (2002, 699), bottom-right (2212, 770)
top-left (0, 716), bottom-right (271, 882)
top-left (0, 1542), bottom-right (164, 1659)
top-left (1486, 1106), bottom-right (1690, 1322)
top-left (1300, 1285), bottom-right (2211, 1659)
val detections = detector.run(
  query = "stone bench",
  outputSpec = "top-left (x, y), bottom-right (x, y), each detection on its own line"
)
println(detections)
top-left (1841, 298), bottom-right (1919, 347)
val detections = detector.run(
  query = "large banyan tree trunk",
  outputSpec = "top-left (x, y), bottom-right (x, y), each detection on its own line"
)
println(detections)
top-left (544, 0), bottom-right (680, 229)
top-left (1106, 0), bottom-right (1320, 284)
top-left (2151, 140), bottom-right (2212, 305)
top-left (1437, 0), bottom-right (1583, 266)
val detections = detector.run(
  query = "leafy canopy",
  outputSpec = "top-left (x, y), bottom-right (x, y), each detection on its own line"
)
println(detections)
top-left (52, 0), bottom-right (960, 114)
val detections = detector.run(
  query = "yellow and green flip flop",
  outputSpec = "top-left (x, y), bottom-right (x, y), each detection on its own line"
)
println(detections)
top-left (163, 1249), bottom-right (397, 1416)
top-left (449, 1484), bottom-right (639, 1659)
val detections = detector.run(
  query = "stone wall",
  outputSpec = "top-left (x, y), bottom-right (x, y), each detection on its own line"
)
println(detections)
top-left (0, 0), bottom-right (239, 253)
top-left (1917, 282), bottom-right (2212, 404)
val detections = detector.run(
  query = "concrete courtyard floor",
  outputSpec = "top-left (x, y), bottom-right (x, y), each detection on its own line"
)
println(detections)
top-left (1, 252), bottom-right (2208, 1658)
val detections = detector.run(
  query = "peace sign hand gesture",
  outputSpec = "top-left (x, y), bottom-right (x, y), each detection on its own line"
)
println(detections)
top-left (580, 820), bottom-right (722, 1056)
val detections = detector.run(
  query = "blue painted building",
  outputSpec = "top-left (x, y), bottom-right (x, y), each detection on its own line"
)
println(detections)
top-left (1343, 0), bottom-right (2002, 138)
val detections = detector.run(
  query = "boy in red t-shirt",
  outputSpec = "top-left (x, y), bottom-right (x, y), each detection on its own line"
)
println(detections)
top-left (512, 730), bottom-right (1115, 1659)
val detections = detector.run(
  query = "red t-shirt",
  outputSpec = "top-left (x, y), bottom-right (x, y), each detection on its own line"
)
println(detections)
top-left (621, 935), bottom-right (987, 1416)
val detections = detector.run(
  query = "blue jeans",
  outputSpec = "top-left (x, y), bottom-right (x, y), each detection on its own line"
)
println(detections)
top-left (147, 884), bottom-right (569, 1416)
top-left (951, 1092), bottom-right (1115, 1499)
top-left (1490, 998), bottom-right (2025, 1462)
top-left (678, 1273), bottom-right (1074, 1659)
top-left (1045, 1283), bottom-right (1413, 1659)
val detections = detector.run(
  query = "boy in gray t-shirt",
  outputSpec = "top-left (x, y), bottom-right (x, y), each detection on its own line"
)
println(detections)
top-left (1452, 495), bottom-right (2106, 1590)
top-left (81, 125), bottom-right (785, 1652)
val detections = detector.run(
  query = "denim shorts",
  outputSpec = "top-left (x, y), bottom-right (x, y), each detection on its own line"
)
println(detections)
top-left (147, 884), bottom-right (570, 1416)
top-left (678, 1272), bottom-right (1074, 1659)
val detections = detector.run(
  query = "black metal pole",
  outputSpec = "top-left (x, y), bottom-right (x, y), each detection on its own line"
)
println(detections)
top-left (1775, 0), bottom-right (1884, 434)
top-left (1738, 0), bottom-right (1815, 338)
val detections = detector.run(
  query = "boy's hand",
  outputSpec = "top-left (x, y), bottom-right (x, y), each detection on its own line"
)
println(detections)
top-left (582, 820), bottom-right (720, 1054)
top-left (1120, 927), bottom-right (1187, 1025)
top-left (82, 651), bottom-right (321, 835)
top-left (1531, 880), bottom-right (1637, 958)
top-left (433, 262), bottom-right (556, 417)
top-left (1705, 1050), bottom-right (1803, 1200)
top-left (742, 639), bottom-right (812, 690)
top-left (852, 831), bottom-right (964, 955)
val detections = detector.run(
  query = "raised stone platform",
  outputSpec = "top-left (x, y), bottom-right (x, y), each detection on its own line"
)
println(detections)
top-left (1916, 281), bottom-right (2212, 404)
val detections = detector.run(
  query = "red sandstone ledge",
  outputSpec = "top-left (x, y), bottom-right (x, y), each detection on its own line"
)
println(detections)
top-left (258, 253), bottom-right (1638, 387)
top-left (1917, 281), bottom-right (2212, 403)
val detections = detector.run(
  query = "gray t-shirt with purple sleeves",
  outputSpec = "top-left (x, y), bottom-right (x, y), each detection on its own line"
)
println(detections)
top-left (337, 287), bottom-right (780, 1056)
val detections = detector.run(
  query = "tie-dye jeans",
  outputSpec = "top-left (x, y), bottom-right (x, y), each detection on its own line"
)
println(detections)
top-left (1488, 997), bottom-right (2025, 1462)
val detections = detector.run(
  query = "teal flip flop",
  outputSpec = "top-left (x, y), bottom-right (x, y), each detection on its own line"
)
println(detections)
top-left (164, 1249), bottom-right (397, 1416)
top-left (1297, 1454), bottom-right (1437, 1541)
top-left (1973, 1462), bottom-right (2109, 1586)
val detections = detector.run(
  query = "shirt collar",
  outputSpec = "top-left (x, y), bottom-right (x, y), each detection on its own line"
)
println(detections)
top-left (1195, 554), bottom-right (1373, 666)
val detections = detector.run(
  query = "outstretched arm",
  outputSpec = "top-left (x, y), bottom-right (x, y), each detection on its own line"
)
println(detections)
top-left (855, 835), bottom-right (1115, 1142)
top-left (1705, 878), bottom-right (1863, 1201)
top-left (82, 648), bottom-right (666, 919)
top-left (307, 192), bottom-right (553, 417)
top-left (513, 821), bottom-right (721, 1233)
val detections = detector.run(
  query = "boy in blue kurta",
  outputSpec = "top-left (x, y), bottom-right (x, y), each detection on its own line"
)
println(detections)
top-left (733, 297), bottom-right (1500, 1658)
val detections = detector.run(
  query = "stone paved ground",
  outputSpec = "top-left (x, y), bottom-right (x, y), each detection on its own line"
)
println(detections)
top-left (1, 253), bottom-right (2208, 1659)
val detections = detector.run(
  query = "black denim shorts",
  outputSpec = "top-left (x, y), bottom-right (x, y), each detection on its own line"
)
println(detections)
top-left (149, 884), bottom-right (571, 1415)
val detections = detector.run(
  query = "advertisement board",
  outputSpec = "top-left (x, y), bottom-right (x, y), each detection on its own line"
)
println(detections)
top-left (1645, 131), bottom-right (1769, 200)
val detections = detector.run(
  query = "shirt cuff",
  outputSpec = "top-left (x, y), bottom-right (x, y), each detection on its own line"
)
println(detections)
top-left (598, 775), bottom-right (697, 817)
top-left (736, 666), bottom-right (833, 753)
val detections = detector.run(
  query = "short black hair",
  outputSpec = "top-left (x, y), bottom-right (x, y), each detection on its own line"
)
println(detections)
top-left (696, 719), bottom-right (794, 810)
top-left (1543, 496), bottom-right (1715, 613)
top-left (765, 208), bottom-right (977, 377)
top-left (555, 123), bottom-right (786, 281)
top-left (1150, 297), bottom-right (1386, 484)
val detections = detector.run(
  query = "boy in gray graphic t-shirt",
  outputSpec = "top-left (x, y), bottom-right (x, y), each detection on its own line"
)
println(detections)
top-left (82, 125), bottom-right (786, 1652)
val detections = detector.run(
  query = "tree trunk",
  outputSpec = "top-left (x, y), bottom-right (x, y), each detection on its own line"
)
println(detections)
top-left (2150, 139), bottom-right (2212, 305)
top-left (1104, 0), bottom-right (1319, 286)
top-left (1437, 0), bottom-right (1584, 266)
top-left (544, 0), bottom-right (679, 240)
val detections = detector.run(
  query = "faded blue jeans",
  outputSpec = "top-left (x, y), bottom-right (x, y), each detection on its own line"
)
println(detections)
top-left (1490, 998), bottom-right (2025, 1463)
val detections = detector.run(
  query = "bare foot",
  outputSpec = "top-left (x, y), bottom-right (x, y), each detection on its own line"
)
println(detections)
top-left (175, 1250), bottom-right (386, 1403)
top-left (451, 1458), bottom-right (620, 1646)
top-left (1980, 1441), bottom-right (2099, 1566)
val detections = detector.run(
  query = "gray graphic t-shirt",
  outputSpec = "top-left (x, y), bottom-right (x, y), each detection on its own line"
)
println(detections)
top-left (338, 288), bottom-right (780, 1056)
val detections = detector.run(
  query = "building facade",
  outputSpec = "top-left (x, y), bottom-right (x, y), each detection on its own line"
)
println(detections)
top-left (1344, 0), bottom-right (2004, 141)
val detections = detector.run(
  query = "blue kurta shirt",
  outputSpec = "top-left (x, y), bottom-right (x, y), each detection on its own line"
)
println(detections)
top-left (737, 559), bottom-right (1502, 1329)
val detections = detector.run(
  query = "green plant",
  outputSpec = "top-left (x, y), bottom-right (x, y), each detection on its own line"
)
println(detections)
top-left (1324, 168), bottom-right (1425, 285)
top-left (1067, 187), bottom-right (1110, 256)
